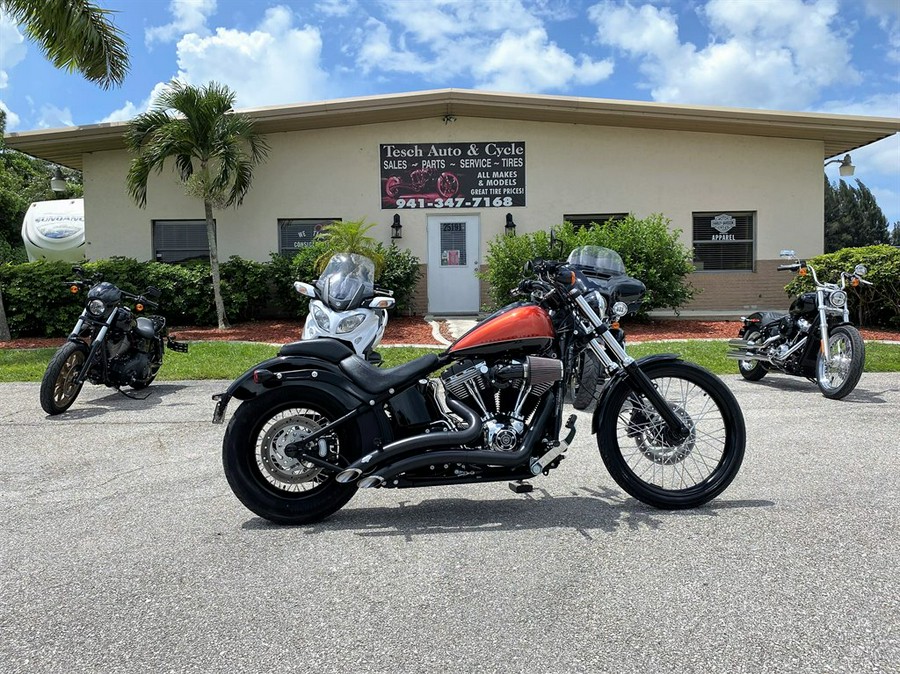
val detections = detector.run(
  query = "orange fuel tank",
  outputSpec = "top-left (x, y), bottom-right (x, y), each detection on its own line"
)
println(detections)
top-left (449, 303), bottom-right (555, 357)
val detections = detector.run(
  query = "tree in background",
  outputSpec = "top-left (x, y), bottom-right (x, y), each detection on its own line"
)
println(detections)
top-left (891, 222), bottom-right (900, 247)
top-left (0, 0), bottom-right (126, 340)
top-left (824, 176), bottom-right (890, 252)
top-left (125, 81), bottom-right (269, 329)
top-left (0, 0), bottom-right (128, 89)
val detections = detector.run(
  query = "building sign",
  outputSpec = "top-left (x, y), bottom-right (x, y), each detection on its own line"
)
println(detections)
top-left (380, 142), bottom-right (525, 209)
top-left (710, 213), bottom-right (737, 241)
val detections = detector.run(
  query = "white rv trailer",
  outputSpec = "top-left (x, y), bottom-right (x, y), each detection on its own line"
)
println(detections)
top-left (21, 198), bottom-right (85, 262)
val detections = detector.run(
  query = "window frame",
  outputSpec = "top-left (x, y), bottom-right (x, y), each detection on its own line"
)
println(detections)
top-left (277, 218), bottom-right (340, 257)
top-left (152, 219), bottom-right (212, 263)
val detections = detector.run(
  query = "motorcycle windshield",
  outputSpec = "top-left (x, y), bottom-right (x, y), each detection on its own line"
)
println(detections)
top-left (566, 245), bottom-right (626, 276)
top-left (315, 253), bottom-right (376, 311)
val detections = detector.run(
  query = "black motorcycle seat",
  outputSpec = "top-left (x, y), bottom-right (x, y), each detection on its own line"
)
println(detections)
top-left (278, 339), bottom-right (355, 361)
top-left (135, 316), bottom-right (156, 340)
top-left (747, 311), bottom-right (787, 329)
top-left (340, 353), bottom-right (440, 395)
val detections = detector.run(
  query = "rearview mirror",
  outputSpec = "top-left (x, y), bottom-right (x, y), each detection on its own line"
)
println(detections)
top-left (854, 264), bottom-right (867, 277)
top-left (145, 286), bottom-right (161, 299)
top-left (779, 249), bottom-right (797, 259)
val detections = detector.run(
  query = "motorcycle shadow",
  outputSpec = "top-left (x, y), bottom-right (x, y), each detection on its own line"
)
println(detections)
top-left (242, 487), bottom-right (775, 539)
top-left (749, 377), bottom-right (890, 404)
top-left (44, 384), bottom-right (189, 420)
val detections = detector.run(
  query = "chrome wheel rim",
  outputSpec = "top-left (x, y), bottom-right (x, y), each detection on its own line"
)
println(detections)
top-left (616, 377), bottom-right (727, 490)
top-left (54, 351), bottom-right (85, 407)
top-left (818, 333), bottom-right (854, 391)
top-left (255, 408), bottom-right (338, 492)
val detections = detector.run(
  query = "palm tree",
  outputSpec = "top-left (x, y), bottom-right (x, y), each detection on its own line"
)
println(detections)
top-left (124, 81), bottom-right (269, 329)
top-left (315, 219), bottom-right (385, 276)
top-left (0, 0), bottom-right (129, 89)
top-left (0, 0), bottom-right (128, 341)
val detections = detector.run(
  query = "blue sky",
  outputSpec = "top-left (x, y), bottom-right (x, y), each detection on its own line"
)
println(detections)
top-left (1, 0), bottom-right (898, 224)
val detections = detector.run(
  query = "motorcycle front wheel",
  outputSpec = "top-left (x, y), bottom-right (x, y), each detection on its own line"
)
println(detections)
top-left (596, 361), bottom-right (745, 509)
top-left (40, 341), bottom-right (89, 415)
top-left (222, 388), bottom-right (362, 525)
top-left (816, 325), bottom-right (865, 400)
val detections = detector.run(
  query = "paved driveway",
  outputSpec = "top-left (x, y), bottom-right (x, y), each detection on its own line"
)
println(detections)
top-left (0, 373), bottom-right (897, 673)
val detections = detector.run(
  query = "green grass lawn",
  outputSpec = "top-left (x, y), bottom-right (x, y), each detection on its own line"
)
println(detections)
top-left (1, 340), bottom-right (898, 383)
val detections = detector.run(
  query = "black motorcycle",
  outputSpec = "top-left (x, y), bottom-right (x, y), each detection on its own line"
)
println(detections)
top-left (727, 251), bottom-right (872, 399)
top-left (213, 249), bottom-right (746, 526)
top-left (40, 267), bottom-right (188, 415)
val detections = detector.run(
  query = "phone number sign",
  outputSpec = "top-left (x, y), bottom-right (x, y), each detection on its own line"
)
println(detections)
top-left (380, 141), bottom-right (525, 209)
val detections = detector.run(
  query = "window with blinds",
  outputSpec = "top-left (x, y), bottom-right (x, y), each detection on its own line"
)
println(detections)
top-left (692, 212), bottom-right (755, 271)
top-left (440, 221), bottom-right (467, 266)
top-left (564, 213), bottom-right (628, 230)
top-left (153, 220), bottom-right (211, 263)
top-left (278, 218), bottom-right (338, 256)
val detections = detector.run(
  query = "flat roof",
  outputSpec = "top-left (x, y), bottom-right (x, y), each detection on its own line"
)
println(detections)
top-left (5, 88), bottom-right (899, 170)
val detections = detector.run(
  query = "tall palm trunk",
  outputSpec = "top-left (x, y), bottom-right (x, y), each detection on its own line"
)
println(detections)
top-left (204, 200), bottom-right (228, 329)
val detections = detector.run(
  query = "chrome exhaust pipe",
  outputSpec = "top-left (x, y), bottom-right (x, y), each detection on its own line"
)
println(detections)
top-left (335, 467), bottom-right (362, 484)
top-left (357, 475), bottom-right (385, 489)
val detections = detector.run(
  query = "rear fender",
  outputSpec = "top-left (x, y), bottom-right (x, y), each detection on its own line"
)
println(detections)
top-left (223, 355), bottom-right (367, 405)
top-left (590, 353), bottom-right (682, 434)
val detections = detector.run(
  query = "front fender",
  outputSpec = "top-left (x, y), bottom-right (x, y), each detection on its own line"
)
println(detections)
top-left (590, 353), bottom-right (682, 434)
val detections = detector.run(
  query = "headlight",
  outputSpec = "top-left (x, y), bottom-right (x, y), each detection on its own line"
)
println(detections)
top-left (612, 301), bottom-right (629, 318)
top-left (312, 304), bottom-right (330, 331)
top-left (87, 299), bottom-right (106, 316)
top-left (337, 313), bottom-right (366, 334)
top-left (829, 290), bottom-right (847, 308)
top-left (585, 290), bottom-right (607, 317)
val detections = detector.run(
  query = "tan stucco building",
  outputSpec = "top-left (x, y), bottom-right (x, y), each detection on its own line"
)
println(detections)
top-left (6, 89), bottom-right (899, 315)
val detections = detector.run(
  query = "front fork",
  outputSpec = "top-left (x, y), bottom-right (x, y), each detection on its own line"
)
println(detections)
top-left (574, 295), bottom-right (690, 441)
top-left (73, 310), bottom-right (115, 384)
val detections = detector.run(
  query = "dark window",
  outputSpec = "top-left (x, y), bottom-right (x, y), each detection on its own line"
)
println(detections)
top-left (278, 218), bottom-right (338, 256)
top-left (692, 212), bottom-right (755, 271)
top-left (564, 213), bottom-right (628, 230)
top-left (153, 220), bottom-right (211, 263)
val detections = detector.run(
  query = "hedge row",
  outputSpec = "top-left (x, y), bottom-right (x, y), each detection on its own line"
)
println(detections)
top-left (0, 245), bottom-right (421, 338)
top-left (784, 244), bottom-right (900, 328)
top-left (479, 215), bottom-right (696, 314)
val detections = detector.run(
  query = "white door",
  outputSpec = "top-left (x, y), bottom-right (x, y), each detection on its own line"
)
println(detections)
top-left (427, 215), bottom-right (480, 314)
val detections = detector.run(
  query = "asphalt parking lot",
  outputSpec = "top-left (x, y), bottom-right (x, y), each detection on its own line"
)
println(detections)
top-left (0, 373), bottom-right (897, 673)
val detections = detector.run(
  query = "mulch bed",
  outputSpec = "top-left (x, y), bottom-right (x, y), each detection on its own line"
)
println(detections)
top-left (2, 316), bottom-right (898, 350)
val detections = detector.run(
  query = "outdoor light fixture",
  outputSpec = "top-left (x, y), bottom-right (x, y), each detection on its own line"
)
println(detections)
top-left (825, 154), bottom-right (855, 177)
top-left (505, 213), bottom-right (516, 236)
top-left (50, 167), bottom-right (67, 193)
top-left (391, 213), bottom-right (402, 239)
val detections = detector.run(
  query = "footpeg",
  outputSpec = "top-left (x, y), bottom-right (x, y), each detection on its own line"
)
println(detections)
top-left (529, 416), bottom-right (577, 475)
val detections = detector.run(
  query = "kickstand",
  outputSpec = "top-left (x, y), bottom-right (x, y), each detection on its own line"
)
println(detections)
top-left (117, 387), bottom-right (152, 401)
top-left (508, 480), bottom-right (533, 494)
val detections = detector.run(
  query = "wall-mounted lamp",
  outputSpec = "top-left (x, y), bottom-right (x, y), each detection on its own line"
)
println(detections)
top-left (50, 167), bottom-right (67, 193)
top-left (825, 154), bottom-right (855, 177)
top-left (505, 212), bottom-right (516, 236)
top-left (391, 213), bottom-right (402, 239)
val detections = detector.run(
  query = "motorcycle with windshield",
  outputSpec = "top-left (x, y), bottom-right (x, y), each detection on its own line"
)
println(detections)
top-left (292, 253), bottom-right (395, 365)
top-left (40, 267), bottom-right (188, 415)
top-left (213, 246), bottom-right (746, 525)
top-left (727, 250), bottom-right (872, 399)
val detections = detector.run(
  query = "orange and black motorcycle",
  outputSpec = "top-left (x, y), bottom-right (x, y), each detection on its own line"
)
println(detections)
top-left (214, 247), bottom-right (745, 525)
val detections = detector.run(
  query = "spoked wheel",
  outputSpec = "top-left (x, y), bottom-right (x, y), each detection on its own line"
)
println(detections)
top-left (597, 361), bottom-right (745, 509)
top-left (40, 341), bottom-right (89, 415)
top-left (385, 176), bottom-right (401, 198)
top-left (816, 325), bottom-right (865, 399)
top-left (437, 172), bottom-right (459, 198)
top-left (737, 330), bottom-right (767, 381)
top-left (222, 388), bottom-right (361, 525)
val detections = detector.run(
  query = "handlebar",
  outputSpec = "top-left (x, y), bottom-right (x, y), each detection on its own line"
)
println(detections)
top-left (777, 263), bottom-right (801, 271)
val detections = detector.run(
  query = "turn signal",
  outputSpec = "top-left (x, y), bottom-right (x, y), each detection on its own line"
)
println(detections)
top-left (851, 278), bottom-right (859, 287)
top-left (70, 285), bottom-right (79, 293)
top-left (136, 303), bottom-right (144, 312)
top-left (799, 267), bottom-right (808, 276)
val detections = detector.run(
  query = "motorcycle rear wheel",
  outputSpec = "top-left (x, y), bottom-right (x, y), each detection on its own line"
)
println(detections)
top-left (737, 330), bottom-right (767, 381)
top-left (596, 361), bottom-right (745, 509)
top-left (222, 388), bottom-right (361, 525)
top-left (816, 325), bottom-right (865, 400)
top-left (40, 341), bottom-right (89, 415)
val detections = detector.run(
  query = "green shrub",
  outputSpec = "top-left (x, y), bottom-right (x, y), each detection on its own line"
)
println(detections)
top-left (783, 244), bottom-right (900, 328)
top-left (0, 259), bottom-right (77, 336)
top-left (479, 215), bottom-right (696, 314)
top-left (376, 243), bottom-right (421, 314)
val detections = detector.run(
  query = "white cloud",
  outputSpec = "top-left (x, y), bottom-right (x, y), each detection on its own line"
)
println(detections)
top-left (173, 6), bottom-right (329, 107)
top-left (98, 82), bottom-right (171, 124)
top-left (0, 99), bottom-right (20, 130)
top-left (353, 0), bottom-right (612, 92)
top-left (863, 0), bottom-right (900, 63)
top-left (145, 0), bottom-right (217, 46)
top-left (37, 105), bottom-right (73, 128)
top-left (587, 0), bottom-right (859, 110)
top-left (0, 12), bottom-right (26, 90)
top-left (316, 0), bottom-right (358, 18)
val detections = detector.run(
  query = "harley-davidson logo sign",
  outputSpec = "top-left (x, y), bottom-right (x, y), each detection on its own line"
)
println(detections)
top-left (711, 214), bottom-right (737, 234)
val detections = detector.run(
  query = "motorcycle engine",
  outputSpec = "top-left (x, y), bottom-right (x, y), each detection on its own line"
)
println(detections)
top-left (440, 356), bottom-right (563, 452)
